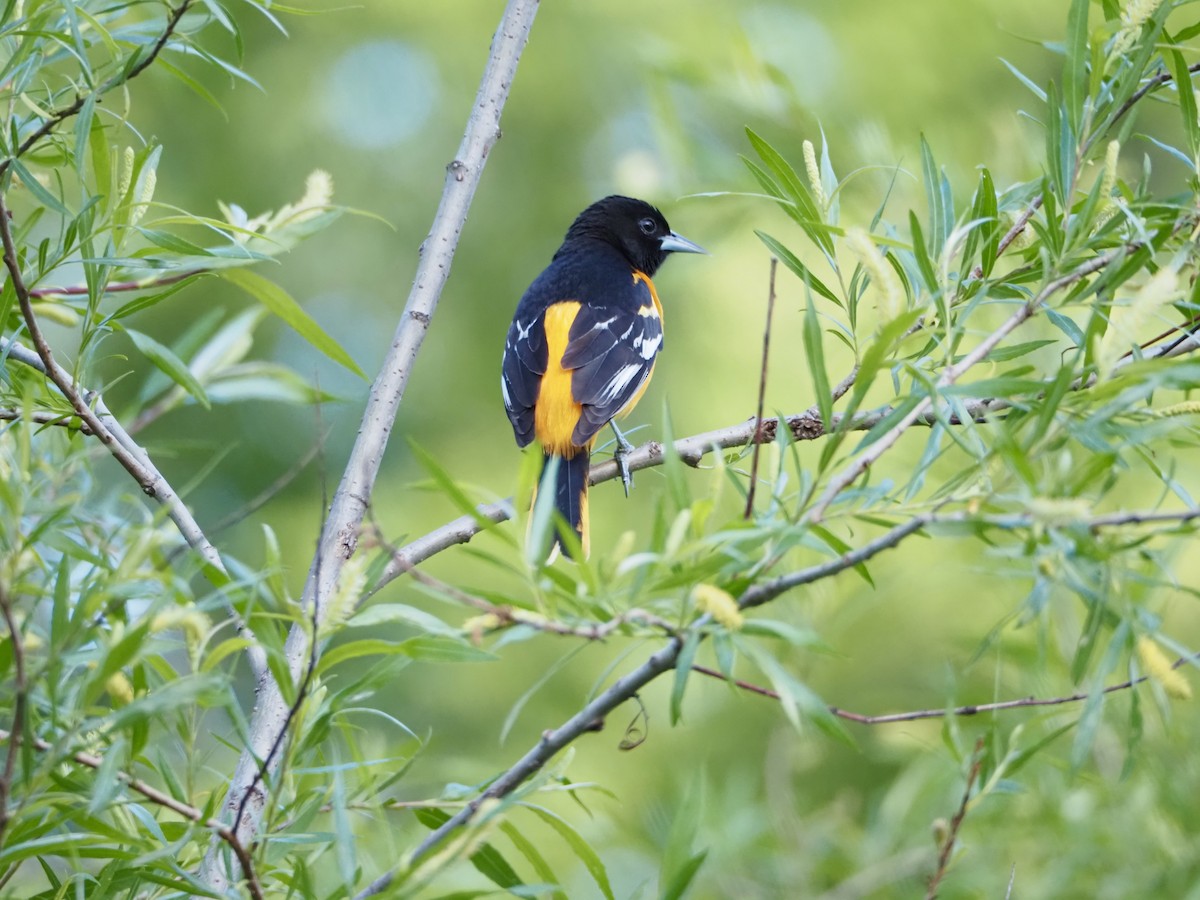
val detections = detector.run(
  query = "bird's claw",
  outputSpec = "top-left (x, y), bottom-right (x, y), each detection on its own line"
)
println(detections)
top-left (615, 445), bottom-right (633, 497)
top-left (610, 423), bottom-right (636, 497)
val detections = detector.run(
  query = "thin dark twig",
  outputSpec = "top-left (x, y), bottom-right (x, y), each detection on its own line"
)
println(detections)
top-left (230, 383), bottom-right (329, 838)
top-left (926, 739), bottom-right (985, 900)
top-left (0, 0), bottom-right (195, 178)
top-left (692, 650), bottom-right (1198, 725)
top-left (744, 257), bottom-right (777, 519)
top-left (0, 408), bottom-right (94, 433)
top-left (28, 270), bottom-right (200, 299)
top-left (0, 586), bottom-right (26, 845)
top-left (206, 437), bottom-right (326, 538)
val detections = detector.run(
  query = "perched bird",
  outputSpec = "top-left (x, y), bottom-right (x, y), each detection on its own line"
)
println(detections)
top-left (501, 195), bottom-right (705, 559)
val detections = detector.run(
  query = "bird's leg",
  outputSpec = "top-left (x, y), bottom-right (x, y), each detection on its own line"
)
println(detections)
top-left (610, 421), bottom-right (636, 497)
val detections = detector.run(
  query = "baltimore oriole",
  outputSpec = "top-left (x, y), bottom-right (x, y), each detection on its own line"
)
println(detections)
top-left (501, 195), bottom-right (705, 559)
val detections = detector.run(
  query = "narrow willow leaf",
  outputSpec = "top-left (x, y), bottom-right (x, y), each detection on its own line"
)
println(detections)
top-left (499, 821), bottom-right (564, 900)
top-left (755, 230), bottom-right (840, 305)
top-left (413, 807), bottom-right (524, 890)
top-left (220, 267), bottom-right (366, 378)
top-left (1168, 49), bottom-right (1199, 161)
top-left (670, 630), bottom-right (702, 725)
top-left (526, 806), bottom-right (615, 900)
top-left (803, 296), bottom-right (833, 427)
top-left (1063, 0), bottom-right (1089, 134)
top-left (919, 135), bottom-right (949, 249)
top-left (124, 327), bottom-right (210, 409)
top-left (746, 127), bottom-right (834, 257)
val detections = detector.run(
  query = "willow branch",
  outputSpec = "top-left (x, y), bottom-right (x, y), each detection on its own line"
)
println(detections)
top-left (0, 345), bottom-right (265, 681)
top-left (28, 269), bottom-right (200, 299)
top-left (0, 727), bottom-right (264, 900)
top-left (370, 366), bottom-right (860, 595)
top-left (926, 739), bottom-right (985, 900)
top-left (694, 647), bottom-right (1197, 725)
top-left (199, 0), bottom-right (541, 889)
top-left (0, 408), bottom-right (94, 433)
top-left (807, 246), bottom-right (1129, 521)
top-left (0, 1), bottom-right (194, 179)
top-left (356, 637), bottom-right (682, 898)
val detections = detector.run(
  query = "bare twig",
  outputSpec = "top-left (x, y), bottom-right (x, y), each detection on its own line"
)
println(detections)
top-left (28, 270), bottom-right (200, 299)
top-left (693, 647), bottom-right (1198, 725)
top-left (0, 586), bottom-right (26, 846)
top-left (230, 389), bottom-right (329, 839)
top-left (0, 727), bottom-right (264, 900)
top-left (0, 408), bottom-right (94, 433)
top-left (199, 1), bottom-right (541, 889)
top-left (926, 739), bottom-right (985, 900)
top-left (745, 257), bottom-right (778, 519)
top-left (206, 437), bottom-right (325, 537)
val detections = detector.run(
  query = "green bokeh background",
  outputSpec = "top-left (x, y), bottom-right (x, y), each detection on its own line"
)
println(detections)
top-left (112, 1), bottom-right (1200, 896)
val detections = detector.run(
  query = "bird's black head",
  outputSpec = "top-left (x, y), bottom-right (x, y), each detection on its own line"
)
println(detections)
top-left (561, 195), bottom-right (705, 275)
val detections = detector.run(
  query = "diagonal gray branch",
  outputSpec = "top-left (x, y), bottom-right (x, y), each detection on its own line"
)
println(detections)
top-left (197, 0), bottom-right (541, 890)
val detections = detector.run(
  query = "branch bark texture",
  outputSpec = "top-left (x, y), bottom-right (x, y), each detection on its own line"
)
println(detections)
top-left (198, 0), bottom-right (541, 889)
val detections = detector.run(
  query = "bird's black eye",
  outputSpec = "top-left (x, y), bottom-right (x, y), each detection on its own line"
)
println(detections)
top-left (638, 217), bottom-right (657, 235)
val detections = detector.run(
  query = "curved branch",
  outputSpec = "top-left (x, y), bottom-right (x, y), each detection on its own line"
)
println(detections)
top-left (198, 0), bottom-right (542, 890)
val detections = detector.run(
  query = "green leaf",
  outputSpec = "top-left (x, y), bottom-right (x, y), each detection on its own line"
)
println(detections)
top-left (919, 135), bottom-right (950, 249)
top-left (124, 327), bottom-right (210, 409)
top-left (755, 230), bottom-right (840, 305)
top-left (526, 806), bottom-right (615, 900)
top-left (803, 295), bottom-right (834, 429)
top-left (413, 807), bottom-right (524, 890)
top-left (499, 821), bottom-right (565, 900)
top-left (660, 778), bottom-right (706, 900)
top-left (1168, 49), bottom-right (1199, 161)
top-left (745, 127), bottom-right (834, 258)
top-left (220, 267), bottom-right (366, 378)
top-left (348, 603), bottom-right (459, 636)
top-left (1063, 0), bottom-right (1089, 134)
top-left (671, 631), bottom-right (702, 725)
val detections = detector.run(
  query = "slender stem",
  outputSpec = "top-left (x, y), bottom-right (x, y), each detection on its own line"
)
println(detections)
top-left (355, 637), bottom-right (683, 898)
top-left (693, 647), bottom-right (1198, 725)
top-left (926, 739), bottom-right (985, 900)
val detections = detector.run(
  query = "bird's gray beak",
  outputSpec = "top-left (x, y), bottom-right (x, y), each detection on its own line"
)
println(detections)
top-left (660, 231), bottom-right (707, 255)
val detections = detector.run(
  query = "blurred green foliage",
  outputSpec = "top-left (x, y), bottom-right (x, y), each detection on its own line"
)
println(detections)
top-left (3, 0), bottom-right (1200, 898)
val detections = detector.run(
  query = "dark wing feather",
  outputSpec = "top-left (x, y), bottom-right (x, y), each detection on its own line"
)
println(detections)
top-left (502, 312), bottom-right (546, 447)
top-left (563, 303), bottom-right (663, 446)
